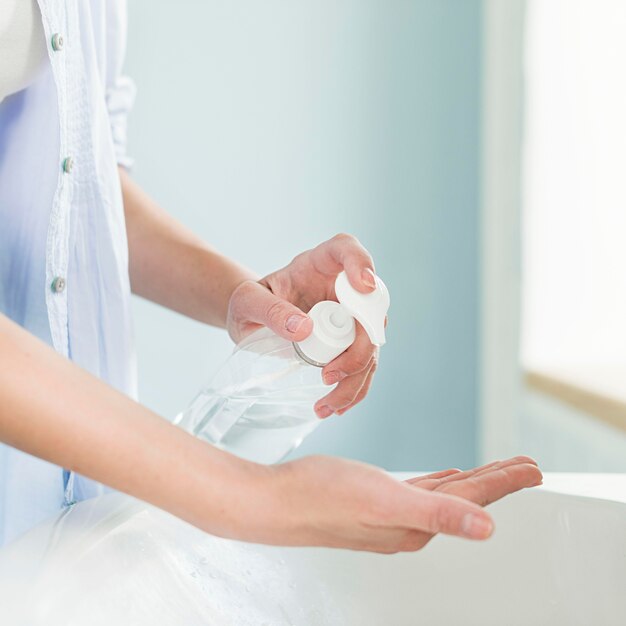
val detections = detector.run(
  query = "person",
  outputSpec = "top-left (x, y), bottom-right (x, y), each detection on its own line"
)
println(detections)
top-left (0, 0), bottom-right (542, 551)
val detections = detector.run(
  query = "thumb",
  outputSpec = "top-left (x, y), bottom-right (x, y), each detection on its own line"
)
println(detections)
top-left (398, 484), bottom-right (494, 540)
top-left (232, 281), bottom-right (314, 342)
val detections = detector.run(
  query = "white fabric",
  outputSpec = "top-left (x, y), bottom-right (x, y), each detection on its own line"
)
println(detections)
top-left (0, 0), bottom-right (47, 102)
top-left (0, 0), bottom-right (137, 546)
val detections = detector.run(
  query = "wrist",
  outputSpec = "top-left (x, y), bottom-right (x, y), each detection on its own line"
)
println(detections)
top-left (183, 444), bottom-right (280, 541)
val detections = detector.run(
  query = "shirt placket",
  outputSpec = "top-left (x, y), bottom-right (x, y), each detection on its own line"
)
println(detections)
top-left (37, 0), bottom-right (77, 506)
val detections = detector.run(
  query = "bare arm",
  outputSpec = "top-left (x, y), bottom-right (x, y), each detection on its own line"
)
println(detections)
top-left (0, 313), bottom-right (540, 551)
top-left (0, 313), bottom-right (272, 539)
top-left (120, 170), bottom-right (385, 414)
top-left (120, 167), bottom-right (255, 327)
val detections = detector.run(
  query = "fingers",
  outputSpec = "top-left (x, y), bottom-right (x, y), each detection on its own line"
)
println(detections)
top-left (439, 456), bottom-right (538, 485)
top-left (314, 358), bottom-right (374, 418)
top-left (406, 456), bottom-right (539, 491)
top-left (311, 234), bottom-right (376, 294)
top-left (313, 324), bottom-right (378, 417)
top-left (322, 323), bottom-right (376, 384)
top-left (437, 462), bottom-right (543, 507)
top-left (475, 455), bottom-right (538, 471)
top-left (406, 460), bottom-right (502, 490)
top-left (232, 233), bottom-right (378, 346)
top-left (335, 358), bottom-right (377, 415)
top-left (228, 280), bottom-right (314, 342)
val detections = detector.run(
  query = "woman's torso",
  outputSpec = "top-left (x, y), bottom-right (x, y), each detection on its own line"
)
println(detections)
top-left (0, 0), bottom-right (137, 546)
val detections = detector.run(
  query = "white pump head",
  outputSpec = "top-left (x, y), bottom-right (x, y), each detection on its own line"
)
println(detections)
top-left (294, 271), bottom-right (390, 367)
top-left (334, 271), bottom-right (389, 346)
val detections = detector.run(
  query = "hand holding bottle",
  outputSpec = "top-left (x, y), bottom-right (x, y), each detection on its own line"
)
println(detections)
top-left (227, 234), bottom-right (383, 418)
top-left (181, 267), bottom-right (389, 464)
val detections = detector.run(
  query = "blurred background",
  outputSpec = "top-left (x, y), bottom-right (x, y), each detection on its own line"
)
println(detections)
top-left (125, 0), bottom-right (626, 472)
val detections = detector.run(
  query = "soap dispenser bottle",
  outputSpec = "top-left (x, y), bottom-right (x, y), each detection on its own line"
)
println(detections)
top-left (175, 271), bottom-right (390, 464)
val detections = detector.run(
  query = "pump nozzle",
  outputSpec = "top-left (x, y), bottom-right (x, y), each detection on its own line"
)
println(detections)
top-left (294, 271), bottom-right (390, 367)
top-left (334, 271), bottom-right (390, 346)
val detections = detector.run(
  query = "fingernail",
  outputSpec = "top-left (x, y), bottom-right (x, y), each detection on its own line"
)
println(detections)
top-left (461, 514), bottom-right (493, 539)
top-left (323, 370), bottom-right (347, 385)
top-left (286, 315), bottom-right (306, 334)
top-left (361, 268), bottom-right (376, 290)
top-left (316, 405), bottom-right (334, 419)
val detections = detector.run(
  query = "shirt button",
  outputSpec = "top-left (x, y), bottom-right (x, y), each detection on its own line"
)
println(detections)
top-left (62, 156), bottom-right (74, 174)
top-left (51, 33), bottom-right (64, 51)
top-left (51, 277), bottom-right (66, 293)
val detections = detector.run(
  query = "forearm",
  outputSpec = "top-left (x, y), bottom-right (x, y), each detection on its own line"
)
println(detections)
top-left (0, 314), bottom-right (272, 538)
top-left (120, 168), bottom-right (255, 327)
top-left (0, 314), bottom-right (537, 551)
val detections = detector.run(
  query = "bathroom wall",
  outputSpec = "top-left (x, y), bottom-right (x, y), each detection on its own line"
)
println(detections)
top-left (520, 391), bottom-right (626, 472)
top-left (125, 0), bottom-right (482, 470)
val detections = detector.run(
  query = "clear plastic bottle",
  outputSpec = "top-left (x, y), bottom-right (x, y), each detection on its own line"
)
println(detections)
top-left (175, 271), bottom-right (390, 464)
top-left (175, 327), bottom-right (329, 464)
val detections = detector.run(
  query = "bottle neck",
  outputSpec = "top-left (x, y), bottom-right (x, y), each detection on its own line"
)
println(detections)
top-left (292, 341), bottom-right (325, 368)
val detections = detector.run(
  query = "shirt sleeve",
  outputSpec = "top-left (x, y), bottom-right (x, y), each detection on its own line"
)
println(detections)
top-left (105, 0), bottom-right (136, 169)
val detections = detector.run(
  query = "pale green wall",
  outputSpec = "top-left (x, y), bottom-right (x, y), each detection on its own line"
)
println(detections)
top-left (126, 0), bottom-right (481, 470)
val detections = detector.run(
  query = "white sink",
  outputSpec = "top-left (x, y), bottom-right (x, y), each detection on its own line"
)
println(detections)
top-left (0, 473), bottom-right (624, 625)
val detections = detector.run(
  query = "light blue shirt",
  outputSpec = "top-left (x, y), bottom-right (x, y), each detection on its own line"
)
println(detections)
top-left (0, 0), bottom-right (136, 546)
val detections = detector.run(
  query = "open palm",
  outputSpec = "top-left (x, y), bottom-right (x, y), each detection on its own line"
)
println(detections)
top-left (397, 455), bottom-right (542, 551)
